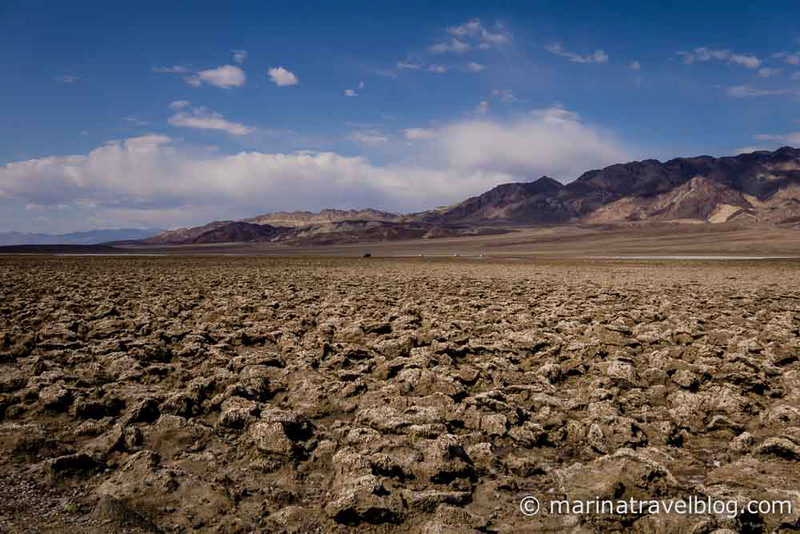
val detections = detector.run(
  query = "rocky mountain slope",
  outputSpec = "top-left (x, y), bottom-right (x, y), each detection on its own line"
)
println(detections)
top-left (243, 208), bottom-right (401, 227)
top-left (428, 146), bottom-right (800, 226)
top-left (143, 147), bottom-right (800, 245)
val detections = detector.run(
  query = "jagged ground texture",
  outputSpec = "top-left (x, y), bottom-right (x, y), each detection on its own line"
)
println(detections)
top-left (1, 256), bottom-right (799, 533)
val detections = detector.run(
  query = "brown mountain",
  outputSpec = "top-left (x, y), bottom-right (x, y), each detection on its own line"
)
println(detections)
top-left (427, 146), bottom-right (800, 225)
top-left (243, 208), bottom-right (401, 227)
top-left (413, 176), bottom-right (568, 224)
top-left (142, 146), bottom-right (800, 245)
top-left (143, 221), bottom-right (286, 244)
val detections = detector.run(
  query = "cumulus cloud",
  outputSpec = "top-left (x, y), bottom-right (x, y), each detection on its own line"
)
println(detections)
top-left (428, 38), bottom-right (471, 54)
top-left (345, 89), bottom-right (358, 97)
top-left (474, 100), bottom-right (489, 115)
top-left (546, 43), bottom-right (608, 64)
top-left (123, 115), bottom-right (148, 126)
top-left (726, 85), bottom-right (799, 98)
top-left (152, 65), bottom-right (191, 74)
top-left (153, 64), bottom-right (245, 88)
top-left (397, 61), bottom-right (422, 70)
top-left (403, 128), bottom-right (438, 140)
top-left (735, 146), bottom-right (770, 154)
top-left (0, 107), bottom-right (628, 229)
top-left (0, 136), bottom-right (487, 226)
top-left (186, 65), bottom-right (246, 88)
top-left (446, 19), bottom-right (511, 49)
top-left (758, 67), bottom-right (781, 77)
top-left (678, 47), bottom-right (761, 69)
top-left (466, 62), bottom-right (486, 73)
top-left (232, 49), bottom-right (247, 64)
top-left (268, 66), bottom-right (299, 86)
top-left (754, 131), bottom-right (800, 145)
top-left (491, 89), bottom-right (518, 103)
top-left (435, 106), bottom-right (626, 178)
top-left (169, 100), bottom-right (191, 110)
top-left (168, 105), bottom-right (254, 135)
top-left (397, 62), bottom-right (448, 73)
top-left (348, 130), bottom-right (388, 146)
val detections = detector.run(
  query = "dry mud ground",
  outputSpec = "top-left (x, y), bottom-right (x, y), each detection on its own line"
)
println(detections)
top-left (1, 256), bottom-right (799, 533)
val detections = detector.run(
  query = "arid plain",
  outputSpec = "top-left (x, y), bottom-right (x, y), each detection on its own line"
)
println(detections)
top-left (1, 251), bottom-right (799, 533)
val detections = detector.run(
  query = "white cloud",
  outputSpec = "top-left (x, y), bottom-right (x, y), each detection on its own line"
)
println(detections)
top-left (54, 75), bottom-right (80, 83)
top-left (758, 67), bottom-right (781, 77)
top-left (0, 107), bottom-right (628, 230)
top-left (154, 64), bottom-right (246, 88)
top-left (345, 89), bottom-right (358, 97)
top-left (447, 19), bottom-right (482, 37)
top-left (123, 115), bottom-right (148, 126)
top-left (446, 19), bottom-right (511, 49)
top-left (730, 54), bottom-right (761, 69)
top-left (186, 65), bottom-right (246, 88)
top-left (474, 100), bottom-right (489, 115)
top-left (168, 106), bottom-right (254, 135)
top-left (786, 55), bottom-right (800, 65)
top-left (232, 49), bottom-right (247, 64)
top-left (546, 43), bottom-right (608, 64)
top-left (428, 64), bottom-right (448, 74)
top-left (1, 136), bottom-right (481, 223)
top-left (268, 66), bottom-right (299, 86)
top-left (466, 62), bottom-right (486, 73)
top-left (678, 47), bottom-right (761, 69)
top-left (397, 61), bottom-right (422, 70)
top-left (727, 85), bottom-right (799, 98)
top-left (358, 80), bottom-right (365, 89)
top-left (754, 131), bottom-right (800, 145)
top-left (629, 61), bottom-right (641, 70)
top-left (428, 38), bottom-right (471, 54)
top-left (491, 89), bottom-right (517, 103)
top-left (152, 65), bottom-right (191, 74)
top-left (435, 106), bottom-right (626, 178)
top-left (377, 70), bottom-right (398, 78)
top-left (735, 146), bottom-right (770, 154)
top-left (403, 128), bottom-right (438, 140)
top-left (348, 130), bottom-right (388, 146)
top-left (479, 30), bottom-right (511, 48)
top-left (169, 100), bottom-right (191, 110)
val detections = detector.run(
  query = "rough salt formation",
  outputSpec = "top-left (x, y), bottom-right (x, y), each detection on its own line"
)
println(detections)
top-left (0, 256), bottom-right (798, 533)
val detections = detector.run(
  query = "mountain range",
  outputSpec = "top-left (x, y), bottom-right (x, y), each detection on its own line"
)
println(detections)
top-left (0, 228), bottom-right (163, 247)
top-left (143, 146), bottom-right (800, 246)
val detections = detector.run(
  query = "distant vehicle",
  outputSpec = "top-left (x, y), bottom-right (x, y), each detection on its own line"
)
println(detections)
top-left (363, 252), bottom-right (371, 258)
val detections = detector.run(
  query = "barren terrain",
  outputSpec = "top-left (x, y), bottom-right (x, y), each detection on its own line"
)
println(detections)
top-left (117, 223), bottom-right (800, 259)
top-left (1, 256), bottom-right (799, 532)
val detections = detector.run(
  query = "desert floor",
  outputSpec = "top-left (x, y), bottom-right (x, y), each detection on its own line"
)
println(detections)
top-left (1, 256), bottom-right (799, 532)
top-left (112, 223), bottom-right (800, 258)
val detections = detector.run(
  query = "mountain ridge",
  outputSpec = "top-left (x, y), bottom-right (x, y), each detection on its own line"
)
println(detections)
top-left (142, 146), bottom-right (800, 245)
top-left (0, 228), bottom-right (164, 246)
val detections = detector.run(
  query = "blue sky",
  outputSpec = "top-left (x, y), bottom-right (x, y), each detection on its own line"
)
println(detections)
top-left (2, 0), bottom-right (800, 232)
